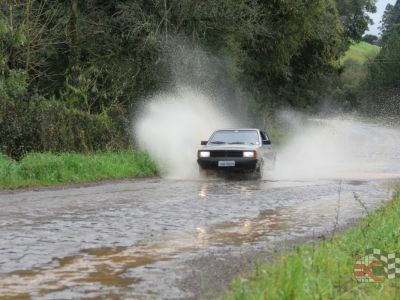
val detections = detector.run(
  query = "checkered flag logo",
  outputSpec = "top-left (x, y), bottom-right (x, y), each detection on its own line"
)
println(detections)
top-left (354, 248), bottom-right (400, 283)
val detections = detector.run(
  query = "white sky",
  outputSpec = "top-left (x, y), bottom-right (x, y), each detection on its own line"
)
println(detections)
top-left (366, 0), bottom-right (398, 35)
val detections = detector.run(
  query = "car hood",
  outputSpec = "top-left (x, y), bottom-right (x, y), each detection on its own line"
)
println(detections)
top-left (198, 144), bottom-right (260, 151)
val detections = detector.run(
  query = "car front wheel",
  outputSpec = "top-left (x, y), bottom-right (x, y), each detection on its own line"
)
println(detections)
top-left (252, 165), bottom-right (262, 179)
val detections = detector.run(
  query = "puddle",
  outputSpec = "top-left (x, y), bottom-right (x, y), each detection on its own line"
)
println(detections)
top-left (0, 209), bottom-right (289, 299)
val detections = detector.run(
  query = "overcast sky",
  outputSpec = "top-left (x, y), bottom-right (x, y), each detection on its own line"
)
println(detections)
top-left (366, 0), bottom-right (398, 35)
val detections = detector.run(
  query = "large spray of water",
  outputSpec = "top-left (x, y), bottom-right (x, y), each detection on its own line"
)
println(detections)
top-left (272, 115), bottom-right (400, 181)
top-left (134, 87), bottom-right (236, 178)
top-left (133, 44), bottom-right (400, 182)
top-left (135, 93), bottom-right (400, 181)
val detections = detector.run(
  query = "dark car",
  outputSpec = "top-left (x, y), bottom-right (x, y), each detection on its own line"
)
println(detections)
top-left (197, 129), bottom-right (275, 178)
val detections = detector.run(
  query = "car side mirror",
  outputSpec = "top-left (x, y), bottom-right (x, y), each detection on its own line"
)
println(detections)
top-left (262, 140), bottom-right (271, 145)
top-left (201, 141), bottom-right (208, 145)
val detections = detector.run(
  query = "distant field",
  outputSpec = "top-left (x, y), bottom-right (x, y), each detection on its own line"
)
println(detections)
top-left (0, 151), bottom-right (158, 190)
top-left (340, 42), bottom-right (381, 87)
top-left (341, 41), bottom-right (380, 64)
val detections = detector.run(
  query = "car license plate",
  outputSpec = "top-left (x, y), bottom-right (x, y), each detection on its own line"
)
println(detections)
top-left (218, 161), bottom-right (235, 167)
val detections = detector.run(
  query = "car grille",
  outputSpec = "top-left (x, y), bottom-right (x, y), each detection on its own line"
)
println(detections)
top-left (209, 150), bottom-right (243, 158)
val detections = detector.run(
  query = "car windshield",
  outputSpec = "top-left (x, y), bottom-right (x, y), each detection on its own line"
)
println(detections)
top-left (209, 130), bottom-right (260, 145)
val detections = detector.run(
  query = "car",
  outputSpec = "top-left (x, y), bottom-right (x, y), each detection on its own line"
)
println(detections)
top-left (197, 128), bottom-right (276, 178)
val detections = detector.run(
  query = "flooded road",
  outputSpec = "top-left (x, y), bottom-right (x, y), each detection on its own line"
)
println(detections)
top-left (2, 116), bottom-right (400, 299)
top-left (0, 177), bottom-right (397, 299)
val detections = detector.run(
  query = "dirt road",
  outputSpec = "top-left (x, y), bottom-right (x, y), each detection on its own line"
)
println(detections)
top-left (0, 176), bottom-right (395, 299)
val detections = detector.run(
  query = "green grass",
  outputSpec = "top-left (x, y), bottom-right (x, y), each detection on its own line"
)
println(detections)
top-left (224, 193), bottom-right (400, 300)
top-left (0, 151), bottom-right (158, 190)
top-left (340, 42), bottom-right (381, 88)
top-left (341, 41), bottom-right (380, 64)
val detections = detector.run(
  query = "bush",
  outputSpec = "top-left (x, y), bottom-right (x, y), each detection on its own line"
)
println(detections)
top-left (0, 96), bottom-right (41, 159)
top-left (38, 100), bottom-right (128, 153)
top-left (0, 97), bottom-right (129, 159)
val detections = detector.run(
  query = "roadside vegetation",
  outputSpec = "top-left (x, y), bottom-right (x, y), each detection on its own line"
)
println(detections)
top-left (0, 151), bottom-right (157, 190)
top-left (0, 1), bottom-right (399, 187)
top-left (341, 41), bottom-right (380, 64)
top-left (338, 41), bottom-right (380, 106)
top-left (345, 2), bottom-right (400, 113)
top-left (1, 0), bottom-right (377, 160)
top-left (224, 193), bottom-right (400, 300)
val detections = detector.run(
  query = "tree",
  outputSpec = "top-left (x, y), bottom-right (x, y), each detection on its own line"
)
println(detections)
top-left (335, 0), bottom-right (376, 42)
top-left (1, 0), bottom-right (347, 112)
top-left (240, 0), bottom-right (344, 109)
top-left (380, 1), bottom-right (400, 40)
top-left (367, 24), bottom-right (400, 89)
top-left (0, 0), bottom-right (351, 156)
top-left (362, 34), bottom-right (378, 44)
top-left (361, 23), bottom-right (400, 116)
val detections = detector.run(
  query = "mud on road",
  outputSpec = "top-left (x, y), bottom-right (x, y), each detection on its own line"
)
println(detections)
top-left (0, 176), bottom-right (397, 299)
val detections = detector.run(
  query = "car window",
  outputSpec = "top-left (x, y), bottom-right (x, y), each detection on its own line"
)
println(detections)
top-left (260, 131), bottom-right (269, 141)
top-left (209, 130), bottom-right (260, 145)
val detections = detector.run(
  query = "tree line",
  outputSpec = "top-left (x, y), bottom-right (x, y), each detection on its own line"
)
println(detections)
top-left (358, 1), bottom-right (400, 116)
top-left (0, 0), bottom-right (379, 158)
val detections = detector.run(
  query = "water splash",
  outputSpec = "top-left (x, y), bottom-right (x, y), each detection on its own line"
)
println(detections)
top-left (272, 117), bottom-right (400, 181)
top-left (134, 87), bottom-right (236, 179)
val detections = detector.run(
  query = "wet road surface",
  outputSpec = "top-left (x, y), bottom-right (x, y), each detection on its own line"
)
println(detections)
top-left (0, 177), bottom-right (397, 299)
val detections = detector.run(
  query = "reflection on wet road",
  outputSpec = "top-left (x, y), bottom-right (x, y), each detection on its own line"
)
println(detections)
top-left (0, 177), bottom-right (397, 299)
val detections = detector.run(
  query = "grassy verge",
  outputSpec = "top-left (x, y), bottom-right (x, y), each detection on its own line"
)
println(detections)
top-left (224, 193), bottom-right (400, 299)
top-left (340, 41), bottom-right (381, 96)
top-left (0, 151), bottom-right (158, 190)
top-left (341, 41), bottom-right (380, 64)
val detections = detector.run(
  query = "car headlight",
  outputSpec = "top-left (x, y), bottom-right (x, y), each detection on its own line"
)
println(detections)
top-left (243, 151), bottom-right (256, 158)
top-left (198, 151), bottom-right (210, 158)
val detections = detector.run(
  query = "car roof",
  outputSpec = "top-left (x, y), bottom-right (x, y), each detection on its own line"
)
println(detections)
top-left (214, 128), bottom-right (261, 131)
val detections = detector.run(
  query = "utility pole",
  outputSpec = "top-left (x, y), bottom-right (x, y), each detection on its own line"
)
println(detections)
top-left (8, 1), bottom-right (13, 30)
top-left (164, 0), bottom-right (168, 41)
top-left (25, 0), bottom-right (33, 72)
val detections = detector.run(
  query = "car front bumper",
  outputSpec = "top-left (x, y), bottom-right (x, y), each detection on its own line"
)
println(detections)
top-left (197, 157), bottom-right (259, 172)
